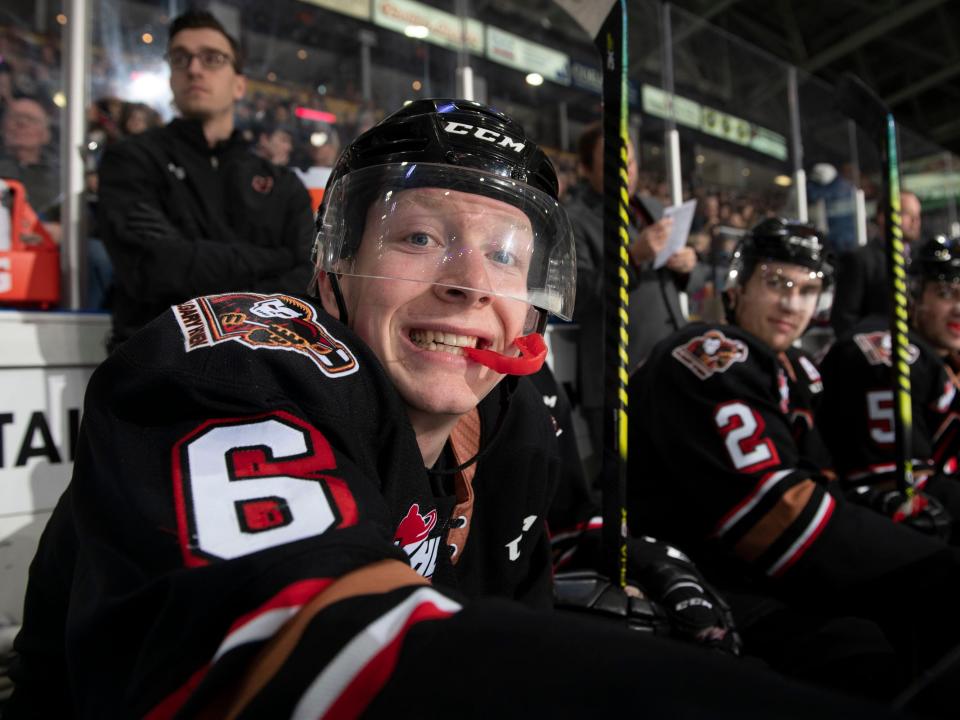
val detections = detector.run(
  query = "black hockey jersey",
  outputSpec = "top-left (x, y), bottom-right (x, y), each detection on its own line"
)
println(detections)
top-left (818, 316), bottom-right (956, 488)
top-left (10, 293), bottom-right (560, 717)
top-left (627, 322), bottom-right (960, 602)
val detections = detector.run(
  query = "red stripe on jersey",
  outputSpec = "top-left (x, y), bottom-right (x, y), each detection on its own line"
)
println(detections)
top-left (549, 515), bottom-right (603, 544)
top-left (227, 578), bottom-right (334, 636)
top-left (712, 469), bottom-right (793, 538)
top-left (291, 588), bottom-right (461, 718)
top-left (145, 578), bottom-right (335, 718)
top-left (144, 665), bottom-right (209, 720)
top-left (323, 603), bottom-right (456, 718)
top-left (216, 578), bottom-right (336, 661)
top-left (768, 494), bottom-right (835, 577)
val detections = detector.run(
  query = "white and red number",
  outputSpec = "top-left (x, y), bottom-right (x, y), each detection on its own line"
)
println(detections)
top-left (866, 389), bottom-right (895, 446)
top-left (172, 411), bottom-right (357, 566)
top-left (714, 401), bottom-right (780, 472)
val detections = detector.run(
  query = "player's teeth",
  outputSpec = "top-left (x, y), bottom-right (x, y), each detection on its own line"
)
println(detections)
top-left (410, 330), bottom-right (478, 349)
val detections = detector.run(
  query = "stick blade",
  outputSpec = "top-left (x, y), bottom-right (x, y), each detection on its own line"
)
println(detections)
top-left (835, 72), bottom-right (889, 140)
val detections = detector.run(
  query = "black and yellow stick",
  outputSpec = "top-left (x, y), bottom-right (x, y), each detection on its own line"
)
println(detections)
top-left (554, 0), bottom-right (629, 586)
top-left (837, 73), bottom-right (914, 499)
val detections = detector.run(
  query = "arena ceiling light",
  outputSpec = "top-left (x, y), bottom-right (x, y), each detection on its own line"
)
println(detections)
top-left (774, 175), bottom-right (793, 186)
top-left (525, 72), bottom-right (544, 86)
top-left (404, 25), bottom-right (429, 39)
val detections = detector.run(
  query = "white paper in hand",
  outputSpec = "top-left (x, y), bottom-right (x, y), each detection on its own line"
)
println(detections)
top-left (653, 198), bottom-right (697, 269)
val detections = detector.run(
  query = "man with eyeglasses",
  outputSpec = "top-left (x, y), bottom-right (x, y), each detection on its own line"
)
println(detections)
top-left (97, 9), bottom-right (313, 351)
top-left (818, 234), bottom-right (960, 543)
top-left (0, 96), bottom-right (60, 222)
top-left (628, 219), bottom-right (960, 708)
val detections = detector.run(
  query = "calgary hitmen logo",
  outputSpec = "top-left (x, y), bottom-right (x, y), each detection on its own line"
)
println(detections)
top-left (174, 293), bottom-right (359, 378)
top-left (672, 330), bottom-right (749, 380)
top-left (853, 331), bottom-right (920, 367)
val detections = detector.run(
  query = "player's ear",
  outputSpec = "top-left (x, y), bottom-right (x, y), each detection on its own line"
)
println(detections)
top-left (314, 270), bottom-right (341, 320)
top-left (725, 286), bottom-right (740, 311)
top-left (233, 74), bottom-right (247, 102)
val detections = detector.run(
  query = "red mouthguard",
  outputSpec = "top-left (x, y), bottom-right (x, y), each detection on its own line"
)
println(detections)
top-left (463, 332), bottom-right (547, 375)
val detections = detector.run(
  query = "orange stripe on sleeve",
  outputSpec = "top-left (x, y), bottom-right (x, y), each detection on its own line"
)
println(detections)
top-left (733, 479), bottom-right (817, 562)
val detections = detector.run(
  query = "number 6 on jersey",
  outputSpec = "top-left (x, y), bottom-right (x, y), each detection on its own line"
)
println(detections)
top-left (172, 411), bottom-right (358, 566)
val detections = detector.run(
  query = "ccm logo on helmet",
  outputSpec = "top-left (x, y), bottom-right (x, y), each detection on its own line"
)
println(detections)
top-left (443, 121), bottom-right (525, 153)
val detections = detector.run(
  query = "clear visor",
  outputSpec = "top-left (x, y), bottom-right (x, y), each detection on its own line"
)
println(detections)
top-left (314, 163), bottom-right (576, 321)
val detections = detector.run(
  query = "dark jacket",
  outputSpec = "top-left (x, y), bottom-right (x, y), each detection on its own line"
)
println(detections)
top-left (565, 181), bottom-right (686, 409)
top-left (829, 237), bottom-right (887, 337)
top-left (98, 118), bottom-right (314, 345)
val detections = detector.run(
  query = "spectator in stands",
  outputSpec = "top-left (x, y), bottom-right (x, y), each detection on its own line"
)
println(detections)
top-left (0, 95), bottom-right (59, 218)
top-left (97, 9), bottom-right (314, 350)
top-left (566, 122), bottom-right (694, 480)
top-left (806, 162), bottom-right (858, 255)
top-left (119, 101), bottom-right (156, 136)
top-left (254, 122), bottom-right (295, 166)
top-left (830, 190), bottom-right (921, 337)
top-left (0, 61), bottom-right (14, 124)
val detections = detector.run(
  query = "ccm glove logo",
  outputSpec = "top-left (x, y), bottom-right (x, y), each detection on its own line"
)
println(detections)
top-left (443, 121), bottom-right (525, 152)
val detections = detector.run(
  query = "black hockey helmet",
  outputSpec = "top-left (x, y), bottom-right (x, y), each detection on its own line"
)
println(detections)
top-left (311, 99), bottom-right (576, 333)
top-left (910, 234), bottom-right (960, 287)
top-left (727, 217), bottom-right (832, 290)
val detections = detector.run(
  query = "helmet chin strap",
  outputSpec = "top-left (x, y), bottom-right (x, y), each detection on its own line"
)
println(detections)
top-left (463, 332), bottom-right (547, 375)
top-left (328, 274), bottom-right (350, 325)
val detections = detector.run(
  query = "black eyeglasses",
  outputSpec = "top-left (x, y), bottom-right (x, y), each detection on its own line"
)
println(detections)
top-left (165, 49), bottom-right (235, 71)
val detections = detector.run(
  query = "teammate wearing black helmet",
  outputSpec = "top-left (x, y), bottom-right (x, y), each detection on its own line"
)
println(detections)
top-left (818, 234), bottom-right (960, 541)
top-left (629, 219), bottom-right (960, 706)
top-left (9, 103), bottom-right (893, 718)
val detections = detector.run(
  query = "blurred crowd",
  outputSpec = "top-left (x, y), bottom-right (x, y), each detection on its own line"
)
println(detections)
top-left (0, 17), bottom-right (900, 330)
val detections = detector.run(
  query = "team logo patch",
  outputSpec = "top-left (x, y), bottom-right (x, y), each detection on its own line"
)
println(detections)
top-left (672, 330), bottom-right (749, 379)
top-left (395, 503), bottom-right (441, 579)
top-left (174, 293), bottom-right (359, 378)
top-left (853, 331), bottom-right (919, 367)
top-left (251, 175), bottom-right (274, 194)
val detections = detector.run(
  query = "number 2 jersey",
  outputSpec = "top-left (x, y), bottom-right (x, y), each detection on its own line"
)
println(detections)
top-left (10, 293), bottom-right (562, 718)
top-left (627, 321), bottom-right (959, 602)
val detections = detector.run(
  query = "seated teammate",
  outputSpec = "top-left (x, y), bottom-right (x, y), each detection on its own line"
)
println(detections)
top-left (818, 234), bottom-right (960, 540)
top-left (9, 105), bottom-right (896, 718)
top-left (629, 218), bottom-right (960, 710)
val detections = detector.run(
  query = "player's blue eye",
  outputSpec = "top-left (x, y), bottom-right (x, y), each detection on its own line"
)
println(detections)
top-left (489, 249), bottom-right (517, 266)
top-left (406, 232), bottom-right (432, 247)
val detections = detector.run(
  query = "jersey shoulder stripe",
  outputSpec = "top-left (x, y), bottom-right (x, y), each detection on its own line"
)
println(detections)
top-left (294, 586), bottom-right (461, 718)
top-left (767, 493), bottom-right (835, 577)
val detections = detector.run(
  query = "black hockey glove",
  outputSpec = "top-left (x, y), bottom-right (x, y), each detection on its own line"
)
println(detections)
top-left (553, 570), bottom-right (670, 634)
top-left (627, 537), bottom-right (742, 656)
top-left (849, 486), bottom-right (952, 541)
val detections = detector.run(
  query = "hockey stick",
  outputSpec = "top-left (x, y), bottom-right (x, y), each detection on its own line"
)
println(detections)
top-left (553, 0), bottom-right (629, 586)
top-left (836, 73), bottom-right (915, 500)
